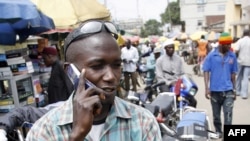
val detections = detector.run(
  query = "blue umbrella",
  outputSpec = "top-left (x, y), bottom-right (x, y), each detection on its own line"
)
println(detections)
top-left (0, 0), bottom-right (55, 45)
top-left (0, 0), bottom-right (39, 23)
top-left (12, 11), bottom-right (55, 43)
top-left (0, 23), bottom-right (16, 45)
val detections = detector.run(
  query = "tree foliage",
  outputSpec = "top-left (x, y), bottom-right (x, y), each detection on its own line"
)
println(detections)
top-left (160, 0), bottom-right (181, 25)
top-left (140, 19), bottom-right (162, 37)
top-left (139, 0), bottom-right (184, 37)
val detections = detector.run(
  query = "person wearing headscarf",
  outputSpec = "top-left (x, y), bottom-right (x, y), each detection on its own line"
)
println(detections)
top-left (41, 47), bottom-right (74, 104)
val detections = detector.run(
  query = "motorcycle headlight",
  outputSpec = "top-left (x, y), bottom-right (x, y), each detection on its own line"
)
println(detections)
top-left (189, 88), bottom-right (197, 96)
top-left (177, 96), bottom-right (182, 101)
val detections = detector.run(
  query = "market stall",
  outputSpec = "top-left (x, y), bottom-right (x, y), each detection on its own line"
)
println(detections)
top-left (0, 0), bottom-right (55, 112)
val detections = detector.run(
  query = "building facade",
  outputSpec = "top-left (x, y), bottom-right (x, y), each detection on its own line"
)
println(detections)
top-left (180, 0), bottom-right (227, 34)
top-left (115, 18), bottom-right (144, 35)
top-left (225, 0), bottom-right (250, 38)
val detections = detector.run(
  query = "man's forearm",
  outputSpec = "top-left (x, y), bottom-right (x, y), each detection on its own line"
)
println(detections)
top-left (204, 71), bottom-right (209, 90)
top-left (231, 73), bottom-right (236, 90)
top-left (0, 106), bottom-right (48, 133)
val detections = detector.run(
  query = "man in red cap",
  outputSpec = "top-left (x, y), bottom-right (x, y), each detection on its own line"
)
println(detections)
top-left (41, 47), bottom-right (74, 104)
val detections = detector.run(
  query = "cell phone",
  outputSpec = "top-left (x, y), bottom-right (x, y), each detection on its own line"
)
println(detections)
top-left (66, 63), bottom-right (94, 89)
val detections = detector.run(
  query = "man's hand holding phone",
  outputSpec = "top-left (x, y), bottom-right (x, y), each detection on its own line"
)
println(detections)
top-left (69, 69), bottom-right (106, 141)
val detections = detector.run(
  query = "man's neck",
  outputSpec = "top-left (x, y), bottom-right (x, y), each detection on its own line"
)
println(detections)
top-left (219, 50), bottom-right (227, 56)
top-left (93, 104), bottom-right (112, 125)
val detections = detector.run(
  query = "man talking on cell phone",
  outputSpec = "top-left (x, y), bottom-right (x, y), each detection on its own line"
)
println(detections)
top-left (26, 19), bottom-right (162, 141)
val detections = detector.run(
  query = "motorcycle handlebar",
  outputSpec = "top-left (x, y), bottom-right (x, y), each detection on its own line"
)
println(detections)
top-left (152, 81), bottom-right (166, 89)
top-left (144, 81), bottom-right (166, 91)
top-left (144, 104), bottom-right (180, 140)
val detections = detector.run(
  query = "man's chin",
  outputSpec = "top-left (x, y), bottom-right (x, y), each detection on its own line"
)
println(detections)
top-left (101, 92), bottom-right (115, 104)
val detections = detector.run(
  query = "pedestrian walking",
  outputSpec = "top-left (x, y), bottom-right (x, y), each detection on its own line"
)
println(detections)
top-left (197, 35), bottom-right (208, 62)
top-left (197, 35), bottom-right (208, 76)
top-left (121, 39), bottom-right (139, 96)
top-left (235, 29), bottom-right (250, 99)
top-left (203, 32), bottom-right (238, 138)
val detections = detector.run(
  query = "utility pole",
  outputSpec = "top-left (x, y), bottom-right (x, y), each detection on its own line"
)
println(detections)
top-left (136, 0), bottom-right (141, 35)
top-left (136, 0), bottom-right (139, 18)
top-left (104, 0), bottom-right (107, 7)
top-left (167, 0), bottom-right (172, 32)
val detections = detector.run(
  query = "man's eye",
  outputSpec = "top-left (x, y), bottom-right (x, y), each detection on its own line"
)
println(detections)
top-left (114, 63), bottom-right (122, 67)
top-left (91, 65), bottom-right (103, 69)
top-left (111, 63), bottom-right (121, 68)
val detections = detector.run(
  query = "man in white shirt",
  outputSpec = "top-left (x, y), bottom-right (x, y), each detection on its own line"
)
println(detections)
top-left (121, 39), bottom-right (139, 95)
top-left (235, 29), bottom-right (250, 99)
top-left (141, 40), bottom-right (150, 54)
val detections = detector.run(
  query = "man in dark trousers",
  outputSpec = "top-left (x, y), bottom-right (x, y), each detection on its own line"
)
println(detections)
top-left (41, 47), bottom-right (74, 104)
top-left (203, 32), bottom-right (238, 138)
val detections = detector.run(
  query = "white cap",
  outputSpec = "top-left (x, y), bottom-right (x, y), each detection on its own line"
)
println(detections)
top-left (154, 46), bottom-right (161, 53)
top-left (163, 39), bottom-right (174, 48)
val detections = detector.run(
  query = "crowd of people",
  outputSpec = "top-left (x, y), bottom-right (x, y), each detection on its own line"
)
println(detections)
top-left (0, 17), bottom-right (249, 140)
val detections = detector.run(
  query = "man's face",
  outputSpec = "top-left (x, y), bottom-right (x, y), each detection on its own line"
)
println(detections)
top-left (41, 54), bottom-right (52, 67)
top-left (67, 33), bottom-right (122, 104)
top-left (164, 44), bottom-right (175, 57)
top-left (154, 52), bottom-right (161, 60)
top-left (220, 44), bottom-right (230, 54)
top-left (126, 40), bottom-right (131, 49)
top-left (150, 44), bottom-right (155, 50)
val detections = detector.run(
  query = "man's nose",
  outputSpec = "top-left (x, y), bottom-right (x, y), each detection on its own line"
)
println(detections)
top-left (103, 66), bottom-right (116, 81)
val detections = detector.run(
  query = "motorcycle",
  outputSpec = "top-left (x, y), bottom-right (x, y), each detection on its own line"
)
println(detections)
top-left (127, 74), bottom-right (198, 130)
top-left (6, 122), bottom-right (32, 141)
top-left (141, 74), bottom-right (220, 140)
top-left (144, 93), bottom-right (220, 141)
top-left (141, 74), bottom-right (198, 107)
top-left (170, 74), bottom-right (198, 118)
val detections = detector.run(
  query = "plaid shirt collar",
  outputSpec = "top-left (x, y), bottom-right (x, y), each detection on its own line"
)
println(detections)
top-left (55, 92), bottom-right (132, 126)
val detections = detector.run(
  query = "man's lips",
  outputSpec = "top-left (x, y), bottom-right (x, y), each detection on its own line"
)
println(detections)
top-left (101, 86), bottom-right (116, 94)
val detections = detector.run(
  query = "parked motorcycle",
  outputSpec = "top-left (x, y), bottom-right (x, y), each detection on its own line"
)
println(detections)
top-left (127, 74), bottom-right (198, 130)
top-left (140, 74), bottom-right (198, 107)
top-left (144, 91), bottom-right (219, 141)
top-left (170, 75), bottom-right (198, 118)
